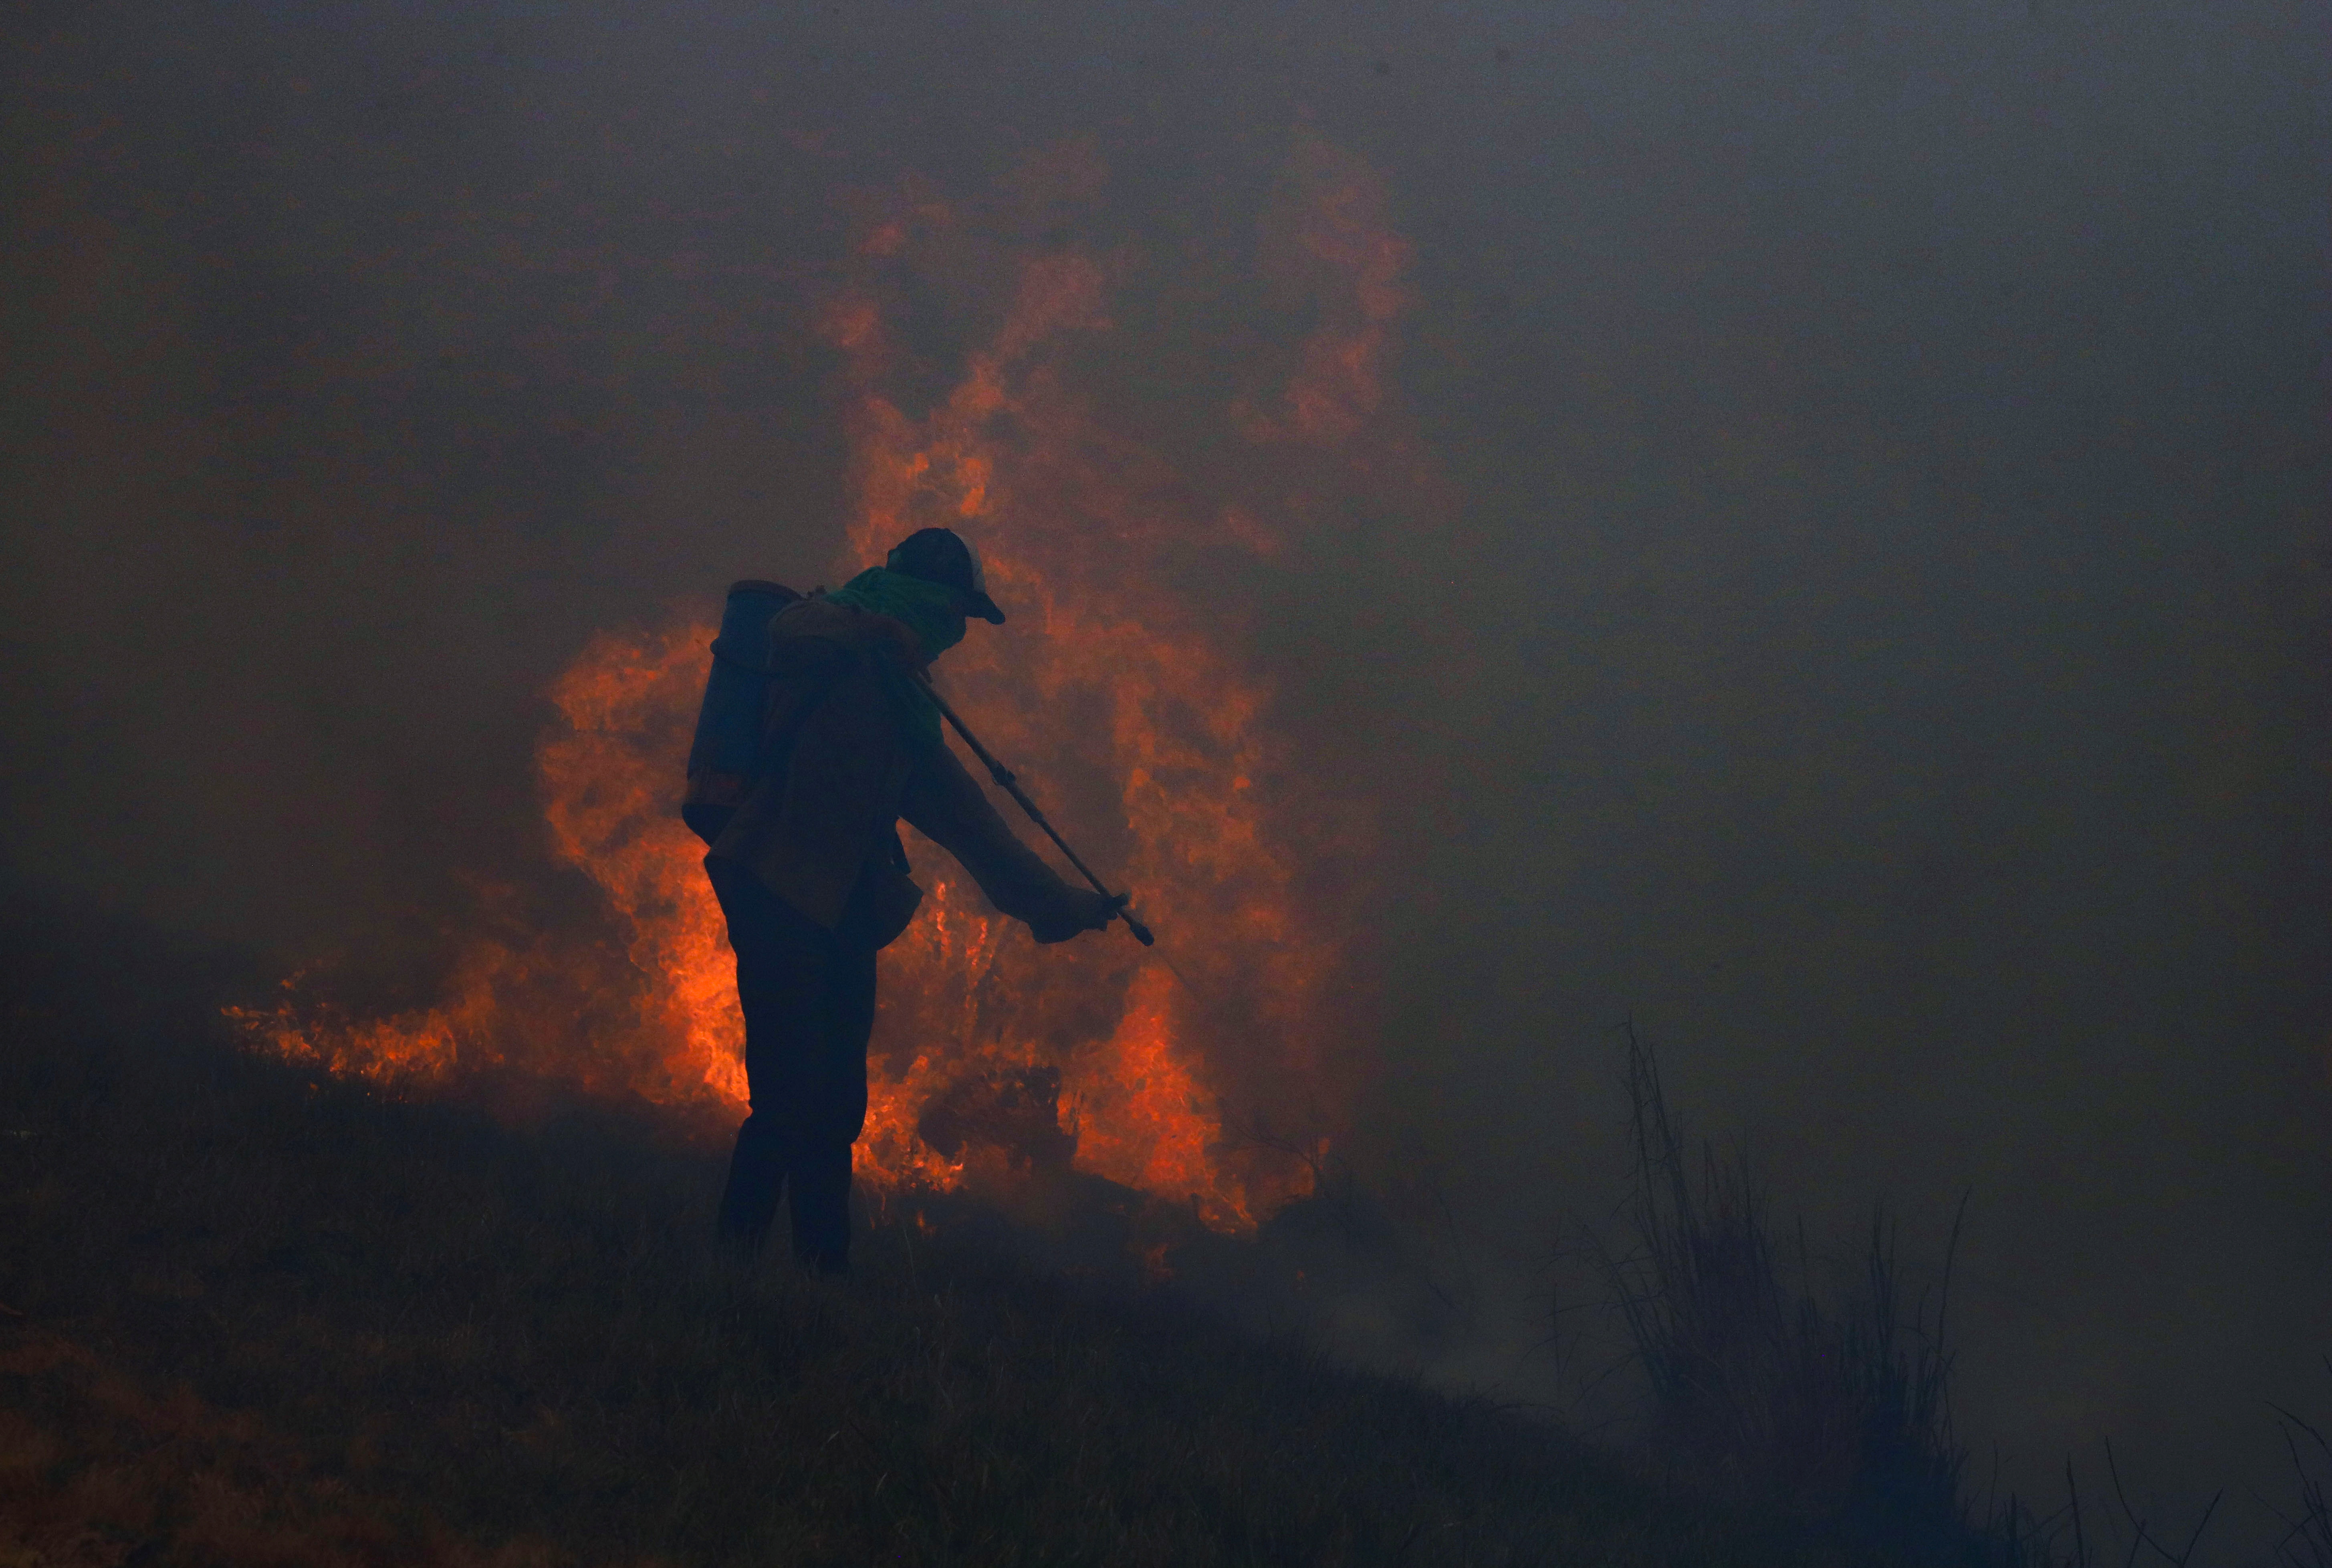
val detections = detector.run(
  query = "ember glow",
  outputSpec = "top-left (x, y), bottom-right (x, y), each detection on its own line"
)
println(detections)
top-left (232, 138), bottom-right (1410, 1235)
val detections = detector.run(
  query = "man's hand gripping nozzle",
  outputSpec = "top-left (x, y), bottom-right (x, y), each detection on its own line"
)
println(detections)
top-left (908, 669), bottom-right (1154, 946)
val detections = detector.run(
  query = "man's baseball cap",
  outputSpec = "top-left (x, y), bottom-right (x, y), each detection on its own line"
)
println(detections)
top-left (887, 527), bottom-right (1005, 624)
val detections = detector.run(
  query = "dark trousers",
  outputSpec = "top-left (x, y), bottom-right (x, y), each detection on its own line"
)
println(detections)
top-left (706, 857), bottom-right (878, 1272)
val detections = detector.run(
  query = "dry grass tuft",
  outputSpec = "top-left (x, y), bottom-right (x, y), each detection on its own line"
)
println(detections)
top-left (1572, 1027), bottom-right (1971, 1560)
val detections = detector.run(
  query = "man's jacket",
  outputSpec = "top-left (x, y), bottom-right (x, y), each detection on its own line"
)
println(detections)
top-left (696, 595), bottom-right (1087, 949)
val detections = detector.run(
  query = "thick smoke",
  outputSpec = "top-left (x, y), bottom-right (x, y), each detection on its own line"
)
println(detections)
top-left (4, 0), bottom-right (2326, 1550)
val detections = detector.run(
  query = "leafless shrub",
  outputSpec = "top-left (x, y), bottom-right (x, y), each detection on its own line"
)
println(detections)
top-left (2272, 1365), bottom-right (2332, 1568)
top-left (1575, 1024), bottom-right (1968, 1550)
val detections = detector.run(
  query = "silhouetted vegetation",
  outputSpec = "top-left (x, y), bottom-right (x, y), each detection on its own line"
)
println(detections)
top-left (1985, 1439), bottom-right (2225, 1568)
top-left (1561, 1029), bottom-right (2320, 1568)
top-left (1571, 1028), bottom-right (1977, 1560)
top-left (2273, 1369), bottom-right (2332, 1568)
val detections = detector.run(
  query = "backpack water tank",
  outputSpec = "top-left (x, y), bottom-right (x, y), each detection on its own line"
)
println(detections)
top-left (683, 579), bottom-right (801, 842)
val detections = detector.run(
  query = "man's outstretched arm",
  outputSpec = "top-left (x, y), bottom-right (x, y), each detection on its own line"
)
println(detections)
top-left (898, 740), bottom-right (1120, 943)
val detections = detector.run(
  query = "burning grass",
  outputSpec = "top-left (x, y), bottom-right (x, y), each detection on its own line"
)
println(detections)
top-left (222, 140), bottom-right (1406, 1237)
top-left (210, 133), bottom-right (1452, 1244)
top-left (6, 910), bottom-right (1937, 1568)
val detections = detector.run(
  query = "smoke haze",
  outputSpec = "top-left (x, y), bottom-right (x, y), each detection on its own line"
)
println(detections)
top-left (5, 0), bottom-right (2326, 1548)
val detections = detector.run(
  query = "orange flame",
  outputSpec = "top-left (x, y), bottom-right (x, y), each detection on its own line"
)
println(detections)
top-left (231, 136), bottom-right (1413, 1236)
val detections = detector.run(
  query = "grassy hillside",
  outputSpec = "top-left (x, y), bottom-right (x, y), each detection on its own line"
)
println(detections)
top-left (0, 914), bottom-right (1933, 1568)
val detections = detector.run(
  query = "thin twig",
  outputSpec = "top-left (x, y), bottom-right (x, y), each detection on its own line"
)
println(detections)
top-left (2069, 1457), bottom-right (2089, 1568)
top-left (2169, 1491), bottom-right (2220, 1568)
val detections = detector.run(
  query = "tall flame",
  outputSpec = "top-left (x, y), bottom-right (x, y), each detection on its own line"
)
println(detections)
top-left (231, 135), bottom-right (1412, 1236)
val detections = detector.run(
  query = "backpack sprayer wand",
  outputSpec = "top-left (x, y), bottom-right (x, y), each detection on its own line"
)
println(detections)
top-left (908, 666), bottom-right (1233, 1068)
top-left (909, 669), bottom-right (1155, 947)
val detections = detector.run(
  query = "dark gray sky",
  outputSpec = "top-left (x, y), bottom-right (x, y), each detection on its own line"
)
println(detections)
top-left (5, 0), bottom-right (2326, 1548)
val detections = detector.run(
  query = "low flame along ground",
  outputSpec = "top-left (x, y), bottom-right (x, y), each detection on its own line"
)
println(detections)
top-left (231, 137), bottom-right (1409, 1236)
